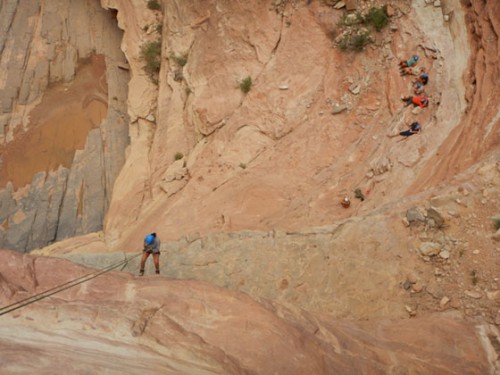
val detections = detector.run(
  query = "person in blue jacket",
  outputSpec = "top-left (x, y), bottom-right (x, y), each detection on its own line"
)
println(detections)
top-left (139, 232), bottom-right (161, 276)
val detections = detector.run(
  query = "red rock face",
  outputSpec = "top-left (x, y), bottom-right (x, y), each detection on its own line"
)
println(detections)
top-left (0, 0), bottom-right (499, 373)
top-left (103, 0), bottom-right (500, 251)
top-left (410, 0), bottom-right (500, 192)
top-left (0, 1), bottom-right (497, 252)
top-left (0, 249), bottom-right (492, 374)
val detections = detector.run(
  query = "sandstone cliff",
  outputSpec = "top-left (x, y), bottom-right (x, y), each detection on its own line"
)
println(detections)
top-left (0, 0), bottom-right (129, 251)
top-left (0, 249), bottom-right (493, 374)
top-left (0, 0), bottom-right (499, 373)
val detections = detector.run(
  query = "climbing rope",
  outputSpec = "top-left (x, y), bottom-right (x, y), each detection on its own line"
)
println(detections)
top-left (0, 252), bottom-right (141, 316)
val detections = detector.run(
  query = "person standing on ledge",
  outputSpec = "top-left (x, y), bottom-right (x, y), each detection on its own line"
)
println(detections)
top-left (139, 232), bottom-right (161, 276)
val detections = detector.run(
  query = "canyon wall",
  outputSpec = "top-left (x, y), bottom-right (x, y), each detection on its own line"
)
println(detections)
top-left (0, 0), bottom-right (499, 373)
top-left (102, 0), bottom-right (499, 252)
top-left (0, 0), bottom-right (497, 253)
top-left (0, 0), bottom-right (129, 251)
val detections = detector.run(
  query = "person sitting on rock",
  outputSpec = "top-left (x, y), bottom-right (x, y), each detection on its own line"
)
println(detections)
top-left (387, 121), bottom-right (422, 139)
top-left (401, 95), bottom-right (429, 108)
top-left (413, 81), bottom-right (425, 95)
top-left (414, 69), bottom-right (429, 86)
top-left (400, 67), bottom-right (417, 76)
top-left (399, 55), bottom-right (419, 69)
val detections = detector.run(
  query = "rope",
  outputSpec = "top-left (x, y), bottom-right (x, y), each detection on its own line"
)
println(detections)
top-left (0, 252), bottom-right (141, 316)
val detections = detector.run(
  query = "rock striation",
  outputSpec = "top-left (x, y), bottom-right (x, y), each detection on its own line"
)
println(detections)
top-left (0, 0), bottom-right (499, 373)
top-left (0, 249), bottom-right (494, 375)
top-left (0, 0), bottom-right (498, 254)
top-left (0, 1), bottom-right (129, 251)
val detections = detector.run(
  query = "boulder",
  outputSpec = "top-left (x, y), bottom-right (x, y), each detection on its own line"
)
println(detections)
top-left (426, 207), bottom-right (445, 228)
top-left (406, 207), bottom-right (426, 225)
top-left (418, 242), bottom-right (441, 257)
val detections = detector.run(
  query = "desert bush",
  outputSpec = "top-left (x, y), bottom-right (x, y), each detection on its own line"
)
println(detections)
top-left (339, 12), bottom-right (363, 27)
top-left (365, 6), bottom-right (389, 32)
top-left (335, 5), bottom-right (389, 52)
top-left (336, 31), bottom-right (372, 52)
top-left (170, 53), bottom-right (187, 67)
top-left (174, 152), bottom-right (184, 161)
top-left (337, 33), bottom-right (349, 50)
top-left (140, 40), bottom-right (162, 79)
top-left (493, 215), bottom-right (500, 230)
top-left (352, 33), bottom-right (370, 51)
top-left (470, 270), bottom-right (479, 285)
top-left (147, 0), bottom-right (161, 11)
top-left (240, 76), bottom-right (252, 93)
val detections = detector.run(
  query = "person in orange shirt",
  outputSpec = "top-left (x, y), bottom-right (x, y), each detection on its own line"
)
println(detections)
top-left (401, 95), bottom-right (429, 108)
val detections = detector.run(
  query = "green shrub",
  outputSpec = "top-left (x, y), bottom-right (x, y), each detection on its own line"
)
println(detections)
top-left (354, 188), bottom-right (365, 201)
top-left (240, 76), bottom-right (252, 93)
top-left (239, 162), bottom-right (247, 169)
top-left (174, 152), bottom-right (184, 161)
top-left (335, 6), bottom-right (388, 53)
top-left (470, 270), bottom-right (478, 285)
top-left (338, 35), bottom-right (349, 50)
top-left (365, 6), bottom-right (389, 32)
top-left (352, 33), bottom-right (370, 51)
top-left (493, 215), bottom-right (500, 230)
top-left (147, 0), bottom-right (161, 11)
top-left (339, 12), bottom-right (363, 27)
top-left (140, 40), bottom-right (162, 78)
top-left (170, 53), bottom-right (187, 67)
top-left (336, 29), bottom-right (372, 52)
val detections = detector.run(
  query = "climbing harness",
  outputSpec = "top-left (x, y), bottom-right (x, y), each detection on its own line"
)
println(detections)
top-left (0, 252), bottom-right (141, 316)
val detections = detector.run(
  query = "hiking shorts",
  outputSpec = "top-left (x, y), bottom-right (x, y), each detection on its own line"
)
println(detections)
top-left (144, 246), bottom-right (160, 254)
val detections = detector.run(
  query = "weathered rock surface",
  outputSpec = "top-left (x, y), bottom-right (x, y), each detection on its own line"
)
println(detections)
top-left (0, 249), bottom-right (494, 375)
top-left (0, 1), bottom-right (130, 251)
top-left (0, 0), bottom-right (499, 373)
top-left (102, 0), bottom-right (499, 252)
top-left (0, 0), bottom-right (498, 256)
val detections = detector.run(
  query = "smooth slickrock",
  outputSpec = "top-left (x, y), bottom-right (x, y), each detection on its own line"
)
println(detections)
top-left (0, 249), bottom-right (493, 375)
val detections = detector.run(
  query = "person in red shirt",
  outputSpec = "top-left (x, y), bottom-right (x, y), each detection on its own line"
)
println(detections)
top-left (401, 95), bottom-right (429, 108)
